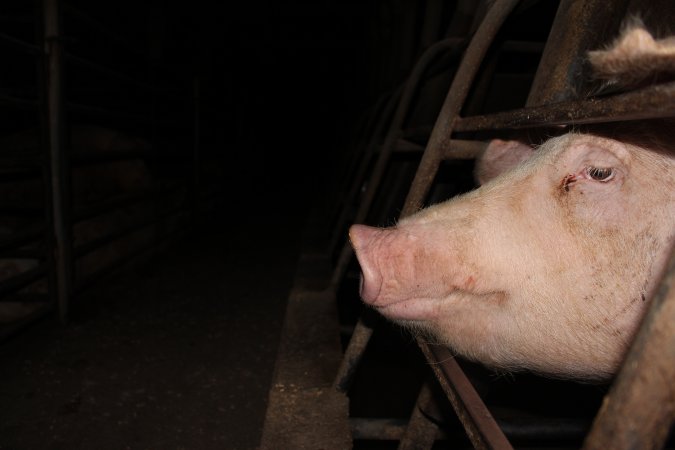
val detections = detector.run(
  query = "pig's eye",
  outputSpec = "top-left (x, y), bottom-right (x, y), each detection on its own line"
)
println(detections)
top-left (587, 166), bottom-right (615, 182)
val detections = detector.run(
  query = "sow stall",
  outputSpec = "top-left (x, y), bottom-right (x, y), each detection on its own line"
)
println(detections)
top-left (0, 0), bottom-right (201, 338)
top-left (261, 0), bottom-right (675, 448)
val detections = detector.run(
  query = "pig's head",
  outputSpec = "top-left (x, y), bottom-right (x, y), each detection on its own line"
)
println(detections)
top-left (350, 131), bottom-right (675, 380)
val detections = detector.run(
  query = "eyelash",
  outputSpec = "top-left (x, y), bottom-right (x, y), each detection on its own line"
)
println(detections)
top-left (587, 166), bottom-right (615, 182)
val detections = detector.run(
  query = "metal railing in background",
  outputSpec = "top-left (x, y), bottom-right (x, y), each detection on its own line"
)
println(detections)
top-left (0, 0), bottom-right (200, 338)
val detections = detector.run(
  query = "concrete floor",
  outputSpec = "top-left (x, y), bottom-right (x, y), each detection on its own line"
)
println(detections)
top-left (0, 207), bottom-right (306, 449)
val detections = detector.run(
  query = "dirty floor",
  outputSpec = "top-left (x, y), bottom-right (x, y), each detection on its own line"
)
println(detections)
top-left (0, 205), bottom-right (307, 450)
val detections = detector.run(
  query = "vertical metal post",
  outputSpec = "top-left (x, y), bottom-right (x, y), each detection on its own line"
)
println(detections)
top-left (44, 0), bottom-right (72, 323)
top-left (193, 77), bottom-right (201, 216)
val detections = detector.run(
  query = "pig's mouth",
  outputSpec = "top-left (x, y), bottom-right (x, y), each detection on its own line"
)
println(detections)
top-left (358, 269), bottom-right (474, 321)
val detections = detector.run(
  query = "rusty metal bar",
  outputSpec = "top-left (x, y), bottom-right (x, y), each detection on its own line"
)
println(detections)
top-left (44, 0), bottom-right (73, 324)
top-left (351, 416), bottom-right (589, 442)
top-left (397, 381), bottom-right (439, 450)
top-left (351, 418), bottom-right (409, 441)
top-left (582, 247), bottom-right (675, 450)
top-left (393, 138), bottom-right (486, 159)
top-left (442, 139), bottom-right (487, 160)
top-left (423, 343), bottom-right (513, 450)
top-left (455, 81), bottom-right (675, 132)
top-left (331, 38), bottom-right (469, 394)
top-left (526, 0), bottom-right (629, 106)
top-left (334, 315), bottom-right (374, 392)
top-left (393, 1), bottom-right (521, 448)
top-left (327, 89), bottom-right (401, 254)
top-left (330, 37), bottom-right (466, 289)
top-left (400, 0), bottom-right (520, 217)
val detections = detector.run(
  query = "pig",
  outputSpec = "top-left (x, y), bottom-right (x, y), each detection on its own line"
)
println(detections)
top-left (349, 27), bottom-right (675, 381)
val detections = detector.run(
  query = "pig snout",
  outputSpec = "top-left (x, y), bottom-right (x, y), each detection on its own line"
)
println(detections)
top-left (349, 222), bottom-right (476, 321)
top-left (349, 224), bottom-right (384, 303)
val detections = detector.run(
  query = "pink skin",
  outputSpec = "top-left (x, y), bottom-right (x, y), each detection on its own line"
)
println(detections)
top-left (350, 133), bottom-right (675, 380)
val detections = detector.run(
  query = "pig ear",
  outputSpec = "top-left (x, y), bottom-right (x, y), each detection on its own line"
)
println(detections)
top-left (588, 23), bottom-right (675, 89)
top-left (474, 139), bottom-right (535, 185)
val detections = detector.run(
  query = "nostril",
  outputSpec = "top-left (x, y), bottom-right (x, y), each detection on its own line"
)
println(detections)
top-left (349, 224), bottom-right (384, 303)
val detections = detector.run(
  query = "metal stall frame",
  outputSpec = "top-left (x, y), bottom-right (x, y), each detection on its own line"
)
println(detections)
top-left (0, 0), bottom-right (199, 338)
top-left (263, 0), bottom-right (675, 448)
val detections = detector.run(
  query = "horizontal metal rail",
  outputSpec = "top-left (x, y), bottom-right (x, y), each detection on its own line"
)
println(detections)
top-left (72, 188), bottom-right (163, 223)
top-left (0, 153), bottom-right (44, 169)
top-left (74, 211), bottom-right (190, 294)
top-left (351, 417), bottom-right (589, 441)
top-left (65, 51), bottom-right (158, 92)
top-left (61, 3), bottom-right (146, 58)
top-left (0, 264), bottom-right (46, 298)
top-left (0, 93), bottom-right (40, 110)
top-left (454, 81), bottom-right (675, 131)
top-left (0, 31), bottom-right (41, 55)
top-left (67, 101), bottom-right (156, 124)
top-left (71, 150), bottom-right (155, 165)
top-left (73, 205), bottom-right (186, 258)
top-left (0, 302), bottom-right (52, 342)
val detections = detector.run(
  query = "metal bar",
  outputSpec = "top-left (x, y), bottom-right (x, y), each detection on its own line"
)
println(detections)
top-left (330, 37), bottom-right (466, 289)
top-left (44, 0), bottom-right (73, 324)
top-left (350, 417), bottom-right (589, 441)
top-left (401, 0), bottom-right (520, 217)
top-left (60, 3), bottom-right (145, 57)
top-left (582, 247), bottom-right (675, 450)
top-left (0, 265), bottom-right (47, 298)
top-left (0, 226), bottom-right (44, 257)
top-left (327, 89), bottom-right (401, 254)
top-left (351, 418), bottom-right (408, 441)
top-left (397, 381), bottom-right (439, 450)
top-left (393, 136), bottom-right (488, 157)
top-left (0, 303), bottom-right (52, 343)
top-left (0, 31), bottom-right (42, 55)
top-left (423, 343), bottom-right (512, 450)
top-left (64, 51), bottom-right (158, 91)
top-left (455, 81), bottom-right (675, 132)
top-left (192, 77), bottom-right (201, 216)
top-left (73, 212), bottom-right (189, 294)
top-left (331, 38), bottom-right (468, 394)
top-left (70, 150), bottom-right (154, 165)
top-left (393, 1), bottom-right (521, 448)
top-left (67, 101), bottom-right (157, 124)
top-left (73, 206), bottom-right (184, 258)
top-left (526, 0), bottom-right (629, 106)
top-left (442, 139), bottom-right (487, 160)
top-left (72, 189), bottom-right (158, 223)
top-left (0, 154), bottom-right (44, 168)
top-left (0, 93), bottom-right (40, 110)
top-left (333, 315), bottom-right (374, 392)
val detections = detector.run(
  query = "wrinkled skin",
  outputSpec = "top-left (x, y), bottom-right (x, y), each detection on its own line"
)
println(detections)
top-left (350, 132), bottom-right (675, 380)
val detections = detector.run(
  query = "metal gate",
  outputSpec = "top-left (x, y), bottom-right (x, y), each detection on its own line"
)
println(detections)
top-left (262, 0), bottom-right (675, 448)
